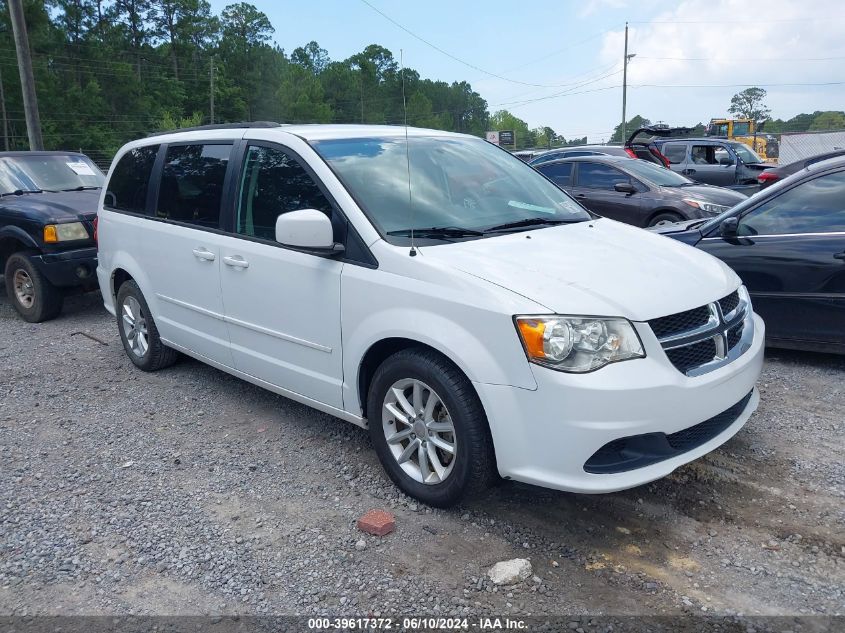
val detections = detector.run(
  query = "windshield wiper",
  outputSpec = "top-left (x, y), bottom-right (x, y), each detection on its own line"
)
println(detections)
top-left (60, 185), bottom-right (102, 192)
top-left (386, 226), bottom-right (485, 239)
top-left (483, 217), bottom-right (574, 233)
top-left (0, 189), bottom-right (45, 197)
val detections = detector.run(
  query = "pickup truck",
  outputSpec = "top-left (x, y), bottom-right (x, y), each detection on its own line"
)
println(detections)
top-left (0, 151), bottom-right (102, 322)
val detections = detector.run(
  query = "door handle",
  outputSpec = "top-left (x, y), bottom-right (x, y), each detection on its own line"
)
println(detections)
top-left (834, 251), bottom-right (845, 260)
top-left (222, 255), bottom-right (249, 269)
top-left (575, 193), bottom-right (587, 198)
top-left (192, 247), bottom-right (215, 262)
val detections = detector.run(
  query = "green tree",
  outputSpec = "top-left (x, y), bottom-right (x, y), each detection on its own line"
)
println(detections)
top-left (610, 115), bottom-right (650, 143)
top-left (728, 87), bottom-right (771, 121)
top-left (809, 111), bottom-right (845, 131)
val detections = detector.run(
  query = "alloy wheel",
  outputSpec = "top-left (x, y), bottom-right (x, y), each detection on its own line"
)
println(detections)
top-left (382, 378), bottom-right (457, 485)
top-left (121, 296), bottom-right (149, 357)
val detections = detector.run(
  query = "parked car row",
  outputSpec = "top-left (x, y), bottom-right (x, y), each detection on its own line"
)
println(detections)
top-left (0, 125), bottom-right (841, 508)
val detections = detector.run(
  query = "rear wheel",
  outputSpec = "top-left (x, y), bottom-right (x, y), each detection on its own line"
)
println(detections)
top-left (648, 211), bottom-right (683, 227)
top-left (4, 251), bottom-right (63, 323)
top-left (367, 348), bottom-right (496, 507)
top-left (116, 280), bottom-right (178, 371)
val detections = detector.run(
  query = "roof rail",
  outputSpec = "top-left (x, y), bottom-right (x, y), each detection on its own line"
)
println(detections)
top-left (147, 121), bottom-right (282, 137)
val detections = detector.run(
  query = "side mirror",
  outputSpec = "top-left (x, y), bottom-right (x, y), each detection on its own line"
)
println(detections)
top-left (720, 216), bottom-right (739, 238)
top-left (275, 209), bottom-right (343, 255)
top-left (719, 156), bottom-right (734, 166)
top-left (614, 182), bottom-right (637, 194)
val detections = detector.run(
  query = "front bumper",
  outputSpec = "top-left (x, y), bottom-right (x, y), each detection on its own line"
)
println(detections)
top-left (474, 313), bottom-right (765, 494)
top-left (29, 247), bottom-right (98, 288)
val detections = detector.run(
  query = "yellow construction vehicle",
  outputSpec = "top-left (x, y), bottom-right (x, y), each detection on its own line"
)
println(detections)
top-left (705, 118), bottom-right (777, 161)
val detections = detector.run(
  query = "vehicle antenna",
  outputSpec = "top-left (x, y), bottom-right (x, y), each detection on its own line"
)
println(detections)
top-left (400, 49), bottom-right (416, 257)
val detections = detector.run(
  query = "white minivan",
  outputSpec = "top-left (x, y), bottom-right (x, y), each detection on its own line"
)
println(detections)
top-left (96, 123), bottom-right (764, 507)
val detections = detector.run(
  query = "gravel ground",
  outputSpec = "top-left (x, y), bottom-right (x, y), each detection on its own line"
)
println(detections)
top-left (0, 290), bottom-right (843, 617)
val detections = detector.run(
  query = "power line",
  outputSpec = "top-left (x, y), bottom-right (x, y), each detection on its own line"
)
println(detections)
top-left (357, 0), bottom-right (611, 89)
top-left (628, 18), bottom-right (826, 24)
top-left (630, 80), bottom-right (845, 88)
top-left (637, 55), bottom-right (845, 62)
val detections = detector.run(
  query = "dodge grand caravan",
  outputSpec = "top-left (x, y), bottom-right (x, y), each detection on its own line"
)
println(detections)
top-left (96, 123), bottom-right (764, 507)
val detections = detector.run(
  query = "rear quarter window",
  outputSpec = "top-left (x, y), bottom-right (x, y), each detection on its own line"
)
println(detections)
top-left (105, 145), bottom-right (159, 214)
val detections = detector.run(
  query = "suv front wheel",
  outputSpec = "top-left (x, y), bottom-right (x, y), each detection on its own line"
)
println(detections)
top-left (116, 280), bottom-right (178, 371)
top-left (4, 251), bottom-right (63, 322)
top-left (367, 348), bottom-right (496, 507)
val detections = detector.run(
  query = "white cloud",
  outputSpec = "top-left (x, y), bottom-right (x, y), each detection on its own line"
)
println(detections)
top-left (595, 0), bottom-right (845, 127)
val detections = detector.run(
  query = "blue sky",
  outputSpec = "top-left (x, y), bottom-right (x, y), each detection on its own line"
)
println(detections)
top-left (208, 0), bottom-right (845, 143)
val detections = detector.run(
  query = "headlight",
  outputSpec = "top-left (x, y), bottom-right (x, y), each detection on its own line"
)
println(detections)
top-left (515, 315), bottom-right (645, 373)
top-left (44, 222), bottom-right (89, 242)
top-left (682, 198), bottom-right (730, 215)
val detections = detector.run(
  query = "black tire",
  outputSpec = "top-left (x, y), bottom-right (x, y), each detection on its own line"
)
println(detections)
top-left (115, 279), bottom-right (178, 371)
top-left (367, 347), bottom-right (496, 508)
top-left (4, 251), bottom-right (63, 323)
top-left (647, 211), bottom-right (684, 227)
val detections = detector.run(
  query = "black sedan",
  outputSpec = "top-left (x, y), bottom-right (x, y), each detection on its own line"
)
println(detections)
top-left (653, 155), bottom-right (845, 354)
top-left (535, 156), bottom-right (747, 227)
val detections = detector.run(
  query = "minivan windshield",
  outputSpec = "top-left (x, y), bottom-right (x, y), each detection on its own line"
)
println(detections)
top-left (313, 136), bottom-right (591, 240)
top-left (622, 158), bottom-right (694, 187)
top-left (0, 154), bottom-right (104, 194)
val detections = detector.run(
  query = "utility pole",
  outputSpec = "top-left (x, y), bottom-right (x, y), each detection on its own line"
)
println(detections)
top-left (0, 66), bottom-right (8, 151)
top-left (621, 23), bottom-right (636, 144)
top-left (209, 54), bottom-right (215, 124)
top-left (9, 0), bottom-right (43, 150)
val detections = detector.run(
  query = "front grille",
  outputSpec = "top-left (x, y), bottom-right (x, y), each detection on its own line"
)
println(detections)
top-left (648, 305), bottom-right (711, 339)
top-left (719, 290), bottom-right (740, 317)
top-left (727, 323), bottom-right (744, 350)
top-left (666, 391), bottom-right (754, 451)
top-left (584, 390), bottom-right (754, 474)
top-left (665, 338), bottom-right (718, 374)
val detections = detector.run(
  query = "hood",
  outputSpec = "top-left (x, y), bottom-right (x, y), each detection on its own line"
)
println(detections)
top-left (658, 183), bottom-right (747, 206)
top-left (0, 189), bottom-right (99, 223)
top-left (647, 219), bottom-right (705, 245)
top-left (418, 219), bottom-right (738, 322)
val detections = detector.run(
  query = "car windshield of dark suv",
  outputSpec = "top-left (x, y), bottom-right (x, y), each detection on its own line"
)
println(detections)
top-left (313, 136), bottom-right (591, 241)
top-left (0, 154), bottom-right (104, 194)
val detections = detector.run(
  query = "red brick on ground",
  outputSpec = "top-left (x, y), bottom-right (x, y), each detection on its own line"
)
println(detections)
top-left (357, 509), bottom-right (396, 536)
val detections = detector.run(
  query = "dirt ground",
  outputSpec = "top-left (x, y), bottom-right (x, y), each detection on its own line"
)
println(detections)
top-left (0, 290), bottom-right (843, 619)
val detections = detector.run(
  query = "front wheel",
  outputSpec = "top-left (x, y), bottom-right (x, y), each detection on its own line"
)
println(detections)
top-left (367, 348), bottom-right (496, 507)
top-left (648, 211), bottom-right (684, 227)
top-left (4, 251), bottom-right (63, 323)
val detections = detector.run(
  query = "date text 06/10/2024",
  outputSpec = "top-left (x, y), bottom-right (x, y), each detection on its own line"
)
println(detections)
top-left (307, 617), bottom-right (528, 630)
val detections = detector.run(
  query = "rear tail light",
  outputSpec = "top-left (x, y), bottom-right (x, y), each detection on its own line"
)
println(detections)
top-left (93, 216), bottom-right (98, 246)
top-left (624, 147), bottom-right (638, 159)
top-left (757, 171), bottom-right (779, 184)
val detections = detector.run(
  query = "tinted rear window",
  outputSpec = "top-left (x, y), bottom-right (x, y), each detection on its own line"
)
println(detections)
top-left (156, 144), bottom-right (231, 229)
top-left (105, 145), bottom-right (159, 213)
